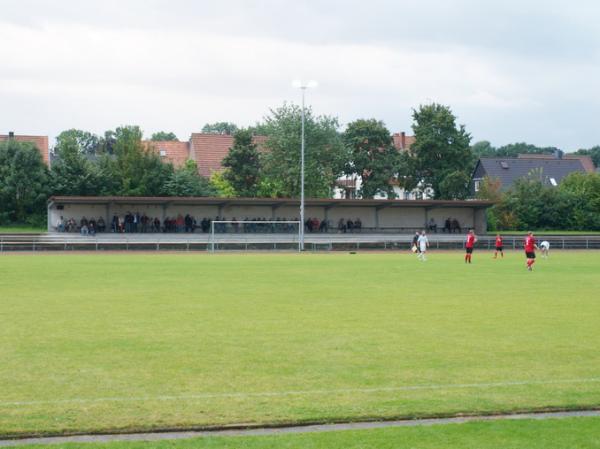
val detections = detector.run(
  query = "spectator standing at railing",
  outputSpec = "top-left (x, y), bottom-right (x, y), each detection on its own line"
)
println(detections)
top-left (354, 218), bottom-right (362, 232)
top-left (97, 217), bottom-right (106, 233)
top-left (347, 219), bottom-right (354, 233)
top-left (56, 216), bottom-right (65, 232)
top-left (133, 212), bottom-right (140, 233)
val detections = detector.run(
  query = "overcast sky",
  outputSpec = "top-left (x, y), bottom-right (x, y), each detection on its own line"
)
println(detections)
top-left (1, 0), bottom-right (600, 150)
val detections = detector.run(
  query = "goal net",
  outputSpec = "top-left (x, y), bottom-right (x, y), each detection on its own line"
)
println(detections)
top-left (209, 220), bottom-right (301, 252)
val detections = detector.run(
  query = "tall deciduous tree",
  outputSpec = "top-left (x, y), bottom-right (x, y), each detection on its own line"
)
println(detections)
top-left (51, 132), bottom-right (102, 195)
top-left (259, 103), bottom-right (347, 198)
top-left (201, 122), bottom-right (238, 135)
top-left (209, 171), bottom-right (236, 197)
top-left (0, 140), bottom-right (49, 224)
top-left (343, 119), bottom-right (400, 198)
top-left (411, 103), bottom-right (472, 199)
top-left (574, 146), bottom-right (600, 167)
top-left (222, 129), bottom-right (261, 197)
top-left (151, 131), bottom-right (178, 141)
top-left (55, 129), bottom-right (101, 156)
top-left (110, 126), bottom-right (174, 196)
top-left (162, 160), bottom-right (215, 196)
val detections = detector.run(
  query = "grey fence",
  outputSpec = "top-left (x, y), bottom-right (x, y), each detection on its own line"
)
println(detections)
top-left (1, 234), bottom-right (600, 252)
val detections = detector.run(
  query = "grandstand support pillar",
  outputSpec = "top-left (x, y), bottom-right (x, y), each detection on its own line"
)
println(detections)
top-left (374, 208), bottom-right (379, 229)
top-left (161, 204), bottom-right (167, 223)
top-left (105, 203), bottom-right (111, 228)
top-left (474, 208), bottom-right (487, 234)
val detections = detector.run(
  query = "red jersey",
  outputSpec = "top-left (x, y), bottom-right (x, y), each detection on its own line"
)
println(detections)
top-left (466, 234), bottom-right (476, 248)
top-left (495, 236), bottom-right (503, 247)
top-left (524, 236), bottom-right (536, 252)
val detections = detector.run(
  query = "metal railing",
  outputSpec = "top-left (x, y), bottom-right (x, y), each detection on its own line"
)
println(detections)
top-left (2, 234), bottom-right (600, 252)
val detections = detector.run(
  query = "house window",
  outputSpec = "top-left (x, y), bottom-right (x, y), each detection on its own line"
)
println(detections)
top-left (549, 177), bottom-right (558, 186)
top-left (474, 180), bottom-right (481, 192)
top-left (159, 149), bottom-right (167, 157)
top-left (500, 161), bottom-right (509, 169)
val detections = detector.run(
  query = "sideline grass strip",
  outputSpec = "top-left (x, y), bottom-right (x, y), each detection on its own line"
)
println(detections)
top-left (6, 417), bottom-right (600, 449)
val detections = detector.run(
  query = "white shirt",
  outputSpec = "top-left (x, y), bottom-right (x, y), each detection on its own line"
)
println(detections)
top-left (417, 235), bottom-right (429, 251)
top-left (540, 241), bottom-right (550, 250)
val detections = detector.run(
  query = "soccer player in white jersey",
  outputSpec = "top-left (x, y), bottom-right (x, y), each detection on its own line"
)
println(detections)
top-left (540, 240), bottom-right (550, 258)
top-left (417, 230), bottom-right (429, 261)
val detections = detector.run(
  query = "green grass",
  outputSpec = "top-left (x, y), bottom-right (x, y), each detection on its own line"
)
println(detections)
top-left (8, 417), bottom-right (600, 449)
top-left (1, 251), bottom-right (599, 437)
top-left (0, 225), bottom-right (45, 234)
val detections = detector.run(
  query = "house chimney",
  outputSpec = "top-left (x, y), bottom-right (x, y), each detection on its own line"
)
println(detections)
top-left (8, 131), bottom-right (14, 139)
top-left (401, 131), bottom-right (406, 149)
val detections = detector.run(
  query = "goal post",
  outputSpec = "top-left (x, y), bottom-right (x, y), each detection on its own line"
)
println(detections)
top-left (209, 220), bottom-right (302, 252)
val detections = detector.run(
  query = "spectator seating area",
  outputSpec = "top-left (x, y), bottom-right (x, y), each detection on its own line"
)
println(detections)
top-left (54, 214), bottom-right (384, 235)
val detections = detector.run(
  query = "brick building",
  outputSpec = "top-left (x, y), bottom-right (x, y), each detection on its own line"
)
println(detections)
top-left (0, 132), bottom-right (50, 164)
top-left (150, 132), bottom-right (414, 179)
top-left (148, 133), bottom-right (268, 177)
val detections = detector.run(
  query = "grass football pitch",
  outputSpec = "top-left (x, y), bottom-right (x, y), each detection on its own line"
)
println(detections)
top-left (1, 250), bottom-right (599, 438)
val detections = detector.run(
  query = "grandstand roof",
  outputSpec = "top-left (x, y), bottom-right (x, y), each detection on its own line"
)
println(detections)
top-left (48, 196), bottom-right (493, 209)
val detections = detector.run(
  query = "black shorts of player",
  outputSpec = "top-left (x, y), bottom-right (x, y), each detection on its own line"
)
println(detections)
top-left (466, 247), bottom-right (473, 254)
top-left (495, 246), bottom-right (503, 252)
top-left (525, 251), bottom-right (536, 259)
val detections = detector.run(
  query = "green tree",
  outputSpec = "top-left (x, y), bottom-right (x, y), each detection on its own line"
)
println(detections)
top-left (55, 129), bottom-right (101, 156)
top-left (50, 132), bottom-right (102, 196)
top-left (209, 170), bottom-right (236, 197)
top-left (150, 131), bottom-right (178, 141)
top-left (574, 146), bottom-right (600, 167)
top-left (559, 172), bottom-right (600, 229)
top-left (162, 160), bottom-right (215, 196)
top-left (259, 103), bottom-right (347, 198)
top-left (495, 142), bottom-right (557, 158)
top-left (411, 103), bottom-right (472, 199)
top-left (0, 140), bottom-right (49, 224)
top-left (201, 122), bottom-right (238, 135)
top-left (470, 140), bottom-right (496, 158)
top-left (221, 129), bottom-right (261, 197)
top-left (343, 119), bottom-right (400, 198)
top-left (110, 126), bottom-right (174, 196)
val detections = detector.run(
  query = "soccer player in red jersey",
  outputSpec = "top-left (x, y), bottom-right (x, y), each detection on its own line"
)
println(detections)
top-left (494, 234), bottom-right (504, 259)
top-left (465, 229), bottom-right (477, 263)
top-left (524, 231), bottom-right (538, 271)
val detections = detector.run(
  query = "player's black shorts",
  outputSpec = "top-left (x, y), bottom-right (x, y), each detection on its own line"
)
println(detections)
top-left (525, 251), bottom-right (536, 259)
top-left (495, 246), bottom-right (503, 251)
top-left (465, 247), bottom-right (473, 254)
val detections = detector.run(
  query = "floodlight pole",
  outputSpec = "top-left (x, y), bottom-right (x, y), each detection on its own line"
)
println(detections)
top-left (300, 86), bottom-right (306, 251)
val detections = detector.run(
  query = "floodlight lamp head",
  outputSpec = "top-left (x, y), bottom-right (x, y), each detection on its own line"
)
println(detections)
top-left (292, 79), bottom-right (318, 89)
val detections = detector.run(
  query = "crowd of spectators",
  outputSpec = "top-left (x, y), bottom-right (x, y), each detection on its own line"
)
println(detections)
top-left (56, 214), bottom-right (368, 235)
top-left (426, 217), bottom-right (462, 233)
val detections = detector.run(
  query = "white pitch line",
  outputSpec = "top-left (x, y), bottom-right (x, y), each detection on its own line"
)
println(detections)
top-left (2, 377), bottom-right (600, 407)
